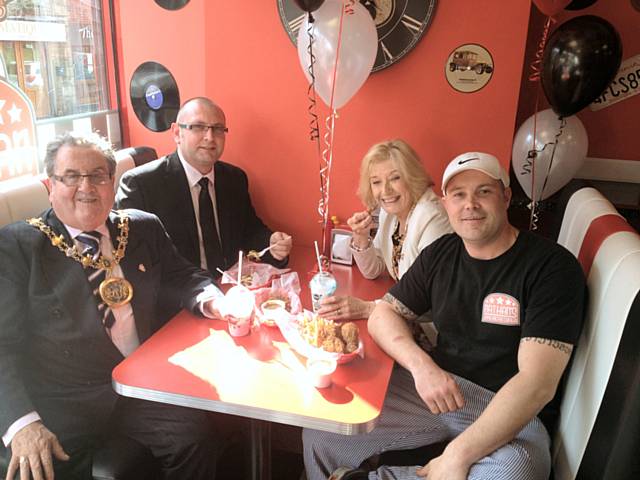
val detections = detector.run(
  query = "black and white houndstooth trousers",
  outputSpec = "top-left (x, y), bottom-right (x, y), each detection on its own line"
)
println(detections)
top-left (303, 366), bottom-right (551, 480)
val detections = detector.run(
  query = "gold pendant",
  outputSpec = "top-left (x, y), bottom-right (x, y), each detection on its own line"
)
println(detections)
top-left (99, 277), bottom-right (133, 308)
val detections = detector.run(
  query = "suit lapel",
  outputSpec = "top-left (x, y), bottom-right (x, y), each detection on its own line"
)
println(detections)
top-left (214, 161), bottom-right (231, 265)
top-left (40, 212), bottom-right (121, 360)
top-left (165, 153), bottom-right (201, 263)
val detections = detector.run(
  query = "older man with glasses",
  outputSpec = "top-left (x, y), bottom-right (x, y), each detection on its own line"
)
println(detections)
top-left (0, 132), bottom-right (229, 479)
top-left (115, 97), bottom-right (292, 314)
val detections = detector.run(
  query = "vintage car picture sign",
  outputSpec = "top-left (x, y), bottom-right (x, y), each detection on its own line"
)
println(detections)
top-left (0, 79), bottom-right (39, 181)
top-left (445, 43), bottom-right (494, 93)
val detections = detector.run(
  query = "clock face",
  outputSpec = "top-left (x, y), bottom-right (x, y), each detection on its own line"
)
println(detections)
top-left (278, 0), bottom-right (437, 72)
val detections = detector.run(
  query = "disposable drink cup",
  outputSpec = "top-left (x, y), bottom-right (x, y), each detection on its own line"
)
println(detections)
top-left (223, 286), bottom-right (254, 337)
top-left (228, 315), bottom-right (251, 337)
top-left (310, 271), bottom-right (337, 313)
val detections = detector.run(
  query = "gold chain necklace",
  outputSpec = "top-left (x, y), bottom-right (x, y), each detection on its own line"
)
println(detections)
top-left (26, 213), bottom-right (134, 308)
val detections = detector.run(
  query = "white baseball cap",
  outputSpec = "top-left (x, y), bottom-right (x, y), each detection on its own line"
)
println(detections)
top-left (442, 152), bottom-right (510, 194)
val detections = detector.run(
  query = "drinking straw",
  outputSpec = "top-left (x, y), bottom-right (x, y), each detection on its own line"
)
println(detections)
top-left (314, 241), bottom-right (323, 273)
top-left (216, 268), bottom-right (237, 285)
top-left (237, 250), bottom-right (243, 286)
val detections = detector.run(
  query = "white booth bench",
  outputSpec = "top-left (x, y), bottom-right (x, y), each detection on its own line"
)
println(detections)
top-left (554, 187), bottom-right (640, 480)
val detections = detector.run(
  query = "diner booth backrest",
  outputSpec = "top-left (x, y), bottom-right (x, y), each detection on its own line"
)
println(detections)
top-left (113, 146), bottom-right (158, 186)
top-left (0, 176), bottom-right (50, 228)
top-left (553, 187), bottom-right (640, 480)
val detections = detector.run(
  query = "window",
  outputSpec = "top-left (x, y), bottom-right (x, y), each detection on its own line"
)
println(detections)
top-left (1, 0), bottom-right (115, 183)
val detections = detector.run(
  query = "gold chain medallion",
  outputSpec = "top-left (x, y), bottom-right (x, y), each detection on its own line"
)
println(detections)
top-left (99, 277), bottom-right (134, 308)
top-left (27, 213), bottom-right (134, 307)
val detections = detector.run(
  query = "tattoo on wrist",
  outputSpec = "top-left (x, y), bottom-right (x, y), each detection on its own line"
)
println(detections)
top-left (382, 293), bottom-right (418, 321)
top-left (521, 337), bottom-right (573, 355)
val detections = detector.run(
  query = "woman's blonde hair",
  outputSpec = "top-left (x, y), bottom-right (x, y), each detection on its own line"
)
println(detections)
top-left (357, 139), bottom-right (433, 210)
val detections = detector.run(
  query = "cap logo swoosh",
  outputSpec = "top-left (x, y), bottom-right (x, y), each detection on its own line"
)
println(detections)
top-left (458, 157), bottom-right (479, 165)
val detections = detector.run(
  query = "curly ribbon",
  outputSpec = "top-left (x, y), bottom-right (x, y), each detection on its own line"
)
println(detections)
top-left (528, 16), bottom-right (555, 83)
top-left (306, 15), bottom-right (321, 145)
top-left (527, 117), bottom-right (567, 231)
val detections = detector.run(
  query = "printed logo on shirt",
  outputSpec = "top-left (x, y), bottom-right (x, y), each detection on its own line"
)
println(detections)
top-left (481, 293), bottom-right (520, 326)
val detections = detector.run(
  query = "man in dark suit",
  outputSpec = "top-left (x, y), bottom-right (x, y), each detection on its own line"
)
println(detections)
top-left (115, 97), bottom-right (293, 276)
top-left (0, 133), bottom-right (225, 479)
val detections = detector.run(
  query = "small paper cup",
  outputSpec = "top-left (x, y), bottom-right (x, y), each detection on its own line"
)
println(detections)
top-left (260, 299), bottom-right (287, 327)
top-left (306, 357), bottom-right (337, 388)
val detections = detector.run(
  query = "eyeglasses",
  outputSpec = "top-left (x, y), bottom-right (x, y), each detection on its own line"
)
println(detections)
top-left (178, 123), bottom-right (229, 136)
top-left (52, 173), bottom-right (113, 187)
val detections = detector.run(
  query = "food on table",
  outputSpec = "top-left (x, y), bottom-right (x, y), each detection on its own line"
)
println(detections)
top-left (246, 250), bottom-right (261, 262)
top-left (300, 313), bottom-right (359, 354)
top-left (260, 299), bottom-right (287, 327)
top-left (240, 273), bottom-right (254, 287)
top-left (267, 292), bottom-right (292, 312)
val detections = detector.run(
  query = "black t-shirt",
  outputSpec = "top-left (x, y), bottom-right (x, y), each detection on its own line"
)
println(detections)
top-left (389, 231), bottom-right (586, 430)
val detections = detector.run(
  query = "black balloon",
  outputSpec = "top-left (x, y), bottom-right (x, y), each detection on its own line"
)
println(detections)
top-left (293, 0), bottom-right (325, 12)
top-left (541, 15), bottom-right (622, 117)
top-left (566, 0), bottom-right (598, 10)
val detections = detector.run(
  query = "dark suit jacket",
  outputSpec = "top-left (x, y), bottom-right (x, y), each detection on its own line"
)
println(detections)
top-left (115, 152), bottom-right (287, 272)
top-left (0, 208), bottom-right (214, 442)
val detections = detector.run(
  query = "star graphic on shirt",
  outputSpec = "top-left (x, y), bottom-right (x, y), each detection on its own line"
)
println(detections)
top-left (8, 103), bottom-right (22, 124)
top-left (496, 297), bottom-right (504, 305)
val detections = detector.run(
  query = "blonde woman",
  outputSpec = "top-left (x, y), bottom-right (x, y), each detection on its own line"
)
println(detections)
top-left (319, 139), bottom-right (452, 320)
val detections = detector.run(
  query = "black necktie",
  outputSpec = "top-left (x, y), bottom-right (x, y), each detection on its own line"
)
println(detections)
top-left (198, 177), bottom-right (224, 271)
top-left (76, 231), bottom-right (116, 329)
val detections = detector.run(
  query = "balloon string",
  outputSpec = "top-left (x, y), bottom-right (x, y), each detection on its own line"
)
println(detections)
top-left (305, 15), bottom-right (322, 152)
top-left (319, 110), bottom-right (338, 256)
top-left (327, 0), bottom-right (350, 110)
top-left (528, 16), bottom-right (555, 83)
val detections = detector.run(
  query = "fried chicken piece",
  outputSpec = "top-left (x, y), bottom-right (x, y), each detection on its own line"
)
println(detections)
top-left (340, 322), bottom-right (359, 345)
top-left (322, 336), bottom-right (345, 353)
top-left (345, 342), bottom-right (359, 354)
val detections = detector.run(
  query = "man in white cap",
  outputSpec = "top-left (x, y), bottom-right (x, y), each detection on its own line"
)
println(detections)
top-left (303, 152), bottom-right (586, 480)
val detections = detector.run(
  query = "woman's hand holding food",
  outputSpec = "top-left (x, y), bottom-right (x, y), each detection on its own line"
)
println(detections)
top-left (318, 295), bottom-right (375, 321)
top-left (347, 210), bottom-right (374, 248)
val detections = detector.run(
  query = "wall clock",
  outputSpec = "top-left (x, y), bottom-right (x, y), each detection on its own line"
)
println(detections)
top-left (277, 0), bottom-right (438, 72)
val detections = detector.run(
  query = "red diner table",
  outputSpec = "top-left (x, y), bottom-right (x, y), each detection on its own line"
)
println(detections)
top-left (112, 245), bottom-right (395, 480)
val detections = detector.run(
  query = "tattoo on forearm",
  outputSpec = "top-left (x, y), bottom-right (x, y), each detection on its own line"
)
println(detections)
top-left (382, 293), bottom-right (418, 321)
top-left (521, 337), bottom-right (573, 355)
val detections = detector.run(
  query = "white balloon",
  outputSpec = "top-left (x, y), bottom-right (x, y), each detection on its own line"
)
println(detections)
top-left (512, 108), bottom-right (588, 201)
top-left (297, 0), bottom-right (377, 109)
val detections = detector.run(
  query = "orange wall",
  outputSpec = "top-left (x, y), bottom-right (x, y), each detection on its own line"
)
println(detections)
top-left (113, 0), bottom-right (530, 247)
top-left (516, 1), bottom-right (640, 161)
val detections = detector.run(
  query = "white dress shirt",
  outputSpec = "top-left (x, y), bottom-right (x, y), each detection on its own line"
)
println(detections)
top-left (177, 150), bottom-right (222, 270)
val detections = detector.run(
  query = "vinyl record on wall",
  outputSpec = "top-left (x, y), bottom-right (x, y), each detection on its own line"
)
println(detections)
top-left (154, 0), bottom-right (190, 10)
top-left (130, 61), bottom-right (180, 132)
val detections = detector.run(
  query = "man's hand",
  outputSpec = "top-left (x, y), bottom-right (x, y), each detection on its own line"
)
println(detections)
top-left (417, 451), bottom-right (470, 480)
top-left (412, 363), bottom-right (464, 414)
top-left (317, 295), bottom-right (374, 321)
top-left (269, 232), bottom-right (292, 260)
top-left (5, 421), bottom-right (69, 480)
top-left (202, 295), bottom-right (225, 319)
